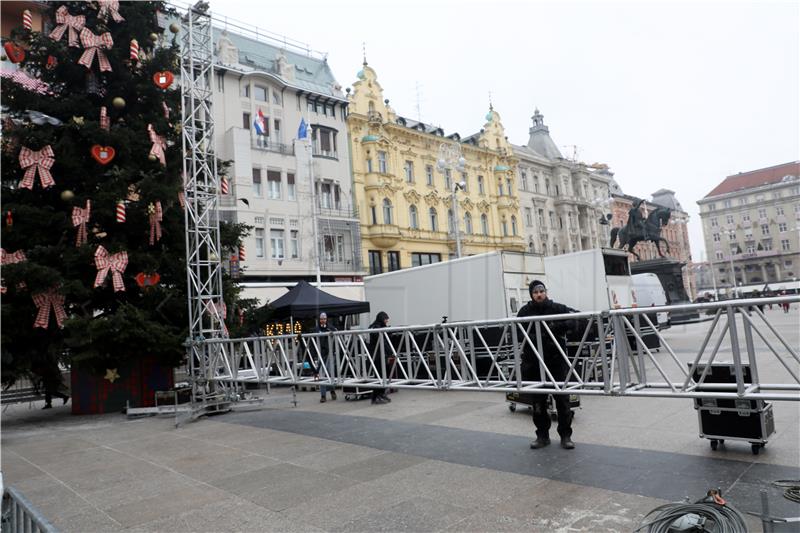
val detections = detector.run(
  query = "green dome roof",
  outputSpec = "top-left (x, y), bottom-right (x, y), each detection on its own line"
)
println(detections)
top-left (357, 70), bottom-right (365, 79)
top-left (494, 165), bottom-right (510, 172)
top-left (485, 111), bottom-right (493, 121)
top-left (362, 134), bottom-right (379, 142)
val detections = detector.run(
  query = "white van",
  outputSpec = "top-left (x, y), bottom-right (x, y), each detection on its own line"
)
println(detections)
top-left (632, 273), bottom-right (670, 329)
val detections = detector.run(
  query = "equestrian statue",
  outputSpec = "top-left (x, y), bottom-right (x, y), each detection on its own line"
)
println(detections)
top-left (609, 198), bottom-right (672, 260)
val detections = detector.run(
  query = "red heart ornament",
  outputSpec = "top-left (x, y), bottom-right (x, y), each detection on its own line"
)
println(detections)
top-left (135, 272), bottom-right (161, 288)
top-left (91, 145), bottom-right (116, 165)
top-left (152, 71), bottom-right (174, 89)
top-left (3, 42), bottom-right (25, 64)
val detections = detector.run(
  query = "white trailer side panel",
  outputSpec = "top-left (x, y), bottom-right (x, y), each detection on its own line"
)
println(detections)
top-left (543, 248), bottom-right (633, 312)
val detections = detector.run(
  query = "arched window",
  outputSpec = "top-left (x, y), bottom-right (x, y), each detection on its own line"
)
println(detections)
top-left (552, 242), bottom-right (558, 256)
top-left (448, 209), bottom-right (455, 233)
top-left (464, 212), bottom-right (473, 234)
top-left (409, 205), bottom-right (419, 229)
top-left (481, 214), bottom-right (489, 235)
top-left (502, 218), bottom-right (508, 237)
top-left (511, 216), bottom-right (518, 236)
top-left (429, 208), bottom-right (438, 232)
top-left (382, 198), bottom-right (393, 225)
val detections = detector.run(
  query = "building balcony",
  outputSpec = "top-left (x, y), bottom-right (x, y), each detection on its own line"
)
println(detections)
top-left (315, 204), bottom-right (358, 219)
top-left (364, 224), bottom-right (401, 248)
top-left (320, 258), bottom-right (363, 273)
top-left (312, 147), bottom-right (339, 160)
top-left (251, 138), bottom-right (295, 156)
top-left (367, 111), bottom-right (383, 125)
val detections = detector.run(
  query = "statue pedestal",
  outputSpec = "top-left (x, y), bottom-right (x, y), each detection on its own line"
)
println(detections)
top-left (630, 258), bottom-right (698, 324)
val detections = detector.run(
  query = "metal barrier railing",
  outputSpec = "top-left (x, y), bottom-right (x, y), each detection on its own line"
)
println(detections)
top-left (1, 486), bottom-right (58, 533)
top-left (187, 296), bottom-right (800, 402)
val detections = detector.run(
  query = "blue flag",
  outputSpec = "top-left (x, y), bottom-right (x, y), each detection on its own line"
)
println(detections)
top-left (297, 118), bottom-right (308, 140)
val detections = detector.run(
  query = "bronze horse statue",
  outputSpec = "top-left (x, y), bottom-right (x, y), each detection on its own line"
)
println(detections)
top-left (610, 206), bottom-right (672, 260)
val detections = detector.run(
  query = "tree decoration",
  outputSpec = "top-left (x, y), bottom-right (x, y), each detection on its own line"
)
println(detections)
top-left (134, 272), bottom-right (160, 289)
top-left (32, 288), bottom-right (68, 329)
top-left (169, 23), bottom-right (180, 34)
top-left (148, 201), bottom-right (162, 245)
top-left (115, 200), bottom-right (126, 222)
top-left (178, 189), bottom-right (185, 209)
top-left (220, 176), bottom-right (229, 195)
top-left (112, 96), bottom-right (126, 109)
top-left (18, 145), bottom-right (56, 189)
top-left (90, 145), bottom-right (115, 165)
top-left (162, 101), bottom-right (170, 118)
top-left (22, 9), bottom-right (33, 30)
top-left (60, 190), bottom-right (75, 202)
top-left (46, 55), bottom-right (58, 69)
top-left (93, 245), bottom-right (127, 292)
top-left (72, 200), bottom-right (91, 247)
top-left (1, 249), bottom-right (27, 294)
top-left (103, 368), bottom-right (120, 383)
top-left (206, 300), bottom-right (229, 336)
top-left (99, 106), bottom-right (110, 131)
top-left (78, 28), bottom-right (113, 72)
top-left (97, 0), bottom-right (125, 23)
top-left (147, 124), bottom-right (166, 165)
top-left (5, 211), bottom-right (12, 228)
top-left (85, 71), bottom-right (105, 96)
top-left (152, 71), bottom-right (174, 89)
top-left (49, 6), bottom-right (85, 47)
top-left (238, 244), bottom-right (246, 261)
top-left (130, 38), bottom-right (139, 62)
top-left (3, 42), bottom-right (25, 64)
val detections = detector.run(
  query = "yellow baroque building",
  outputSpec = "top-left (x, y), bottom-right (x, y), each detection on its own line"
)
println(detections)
top-left (347, 63), bottom-right (526, 274)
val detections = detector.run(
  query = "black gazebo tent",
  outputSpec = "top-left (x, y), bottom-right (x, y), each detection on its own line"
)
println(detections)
top-left (268, 280), bottom-right (370, 319)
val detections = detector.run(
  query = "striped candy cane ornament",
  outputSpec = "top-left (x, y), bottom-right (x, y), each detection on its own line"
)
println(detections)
top-left (115, 200), bottom-right (126, 223)
top-left (22, 10), bottom-right (32, 30)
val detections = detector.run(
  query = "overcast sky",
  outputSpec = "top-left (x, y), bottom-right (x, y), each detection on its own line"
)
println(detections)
top-left (210, 0), bottom-right (800, 262)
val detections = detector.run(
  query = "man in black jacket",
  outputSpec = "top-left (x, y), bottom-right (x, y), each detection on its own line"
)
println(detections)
top-left (517, 280), bottom-right (579, 450)
top-left (316, 312), bottom-right (338, 403)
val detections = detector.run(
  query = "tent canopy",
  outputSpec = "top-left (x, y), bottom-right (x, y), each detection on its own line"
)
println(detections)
top-left (267, 280), bottom-right (371, 319)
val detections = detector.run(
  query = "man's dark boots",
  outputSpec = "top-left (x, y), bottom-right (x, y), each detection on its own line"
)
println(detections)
top-left (560, 436), bottom-right (575, 449)
top-left (530, 436), bottom-right (551, 449)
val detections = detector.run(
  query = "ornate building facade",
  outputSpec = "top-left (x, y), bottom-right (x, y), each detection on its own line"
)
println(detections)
top-left (347, 62), bottom-right (525, 274)
top-left (512, 110), bottom-right (616, 255)
top-left (697, 161), bottom-right (800, 295)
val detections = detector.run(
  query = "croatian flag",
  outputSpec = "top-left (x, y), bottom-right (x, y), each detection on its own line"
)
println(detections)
top-left (297, 118), bottom-right (308, 140)
top-left (253, 109), bottom-right (267, 135)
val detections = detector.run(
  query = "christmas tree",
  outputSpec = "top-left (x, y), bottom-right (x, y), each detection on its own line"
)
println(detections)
top-left (1, 1), bottom-right (252, 411)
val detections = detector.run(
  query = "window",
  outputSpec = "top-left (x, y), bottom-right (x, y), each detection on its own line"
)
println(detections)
top-left (368, 250), bottom-right (382, 275)
top-left (216, 72), bottom-right (224, 91)
top-left (378, 151), bottom-right (388, 173)
top-left (242, 112), bottom-right (251, 130)
top-left (267, 170), bottom-right (281, 199)
top-left (241, 84), bottom-right (250, 98)
top-left (781, 239), bottom-right (791, 251)
top-left (461, 172), bottom-right (469, 192)
top-left (772, 191), bottom-right (782, 199)
top-left (481, 214), bottom-right (489, 235)
top-left (779, 222), bottom-right (787, 232)
top-left (726, 215), bottom-right (734, 224)
top-left (382, 198), bottom-right (393, 224)
top-left (742, 212), bottom-right (750, 222)
top-left (272, 90), bottom-right (282, 106)
top-left (534, 177), bottom-right (540, 193)
top-left (255, 228), bottom-right (264, 258)
top-left (739, 197), bottom-right (748, 205)
top-left (464, 212), bottom-right (473, 234)
top-left (287, 173), bottom-right (296, 201)
top-left (290, 230), bottom-right (299, 259)
top-left (758, 208), bottom-right (767, 219)
top-left (252, 168), bottom-right (262, 196)
top-left (511, 216), bottom-right (518, 236)
top-left (387, 251), bottom-right (400, 272)
top-left (409, 205), bottom-right (419, 229)
top-left (728, 231), bottom-right (736, 241)
top-left (723, 199), bottom-right (731, 208)
top-left (545, 178), bottom-right (551, 196)
top-left (313, 127), bottom-right (337, 157)
top-left (537, 209), bottom-right (544, 227)
top-left (477, 175), bottom-right (485, 194)
top-left (497, 181), bottom-right (504, 196)
top-left (507, 179), bottom-right (513, 196)
top-left (270, 229), bottom-right (284, 259)
top-left (549, 211), bottom-right (556, 229)
top-left (370, 205), bottom-right (377, 224)
top-left (712, 233), bottom-right (720, 242)
top-left (502, 219), bottom-right (508, 236)
top-left (444, 169), bottom-right (451, 190)
top-left (274, 119), bottom-right (281, 139)
top-left (525, 207), bottom-right (533, 227)
top-left (447, 209), bottom-right (455, 233)
top-left (715, 251), bottom-right (724, 260)
top-left (520, 171), bottom-right (528, 191)
top-left (254, 85), bottom-right (267, 102)
top-left (429, 208), bottom-right (438, 231)
top-left (404, 161), bottom-right (414, 182)
top-left (366, 159), bottom-right (373, 173)
top-left (746, 244), bottom-right (755, 254)
top-left (761, 224), bottom-right (770, 236)
top-left (710, 217), bottom-right (719, 227)
top-left (776, 206), bottom-right (785, 216)
top-left (708, 203), bottom-right (716, 211)
top-left (327, 104), bottom-right (335, 118)
top-left (307, 100), bottom-right (316, 114)
top-left (763, 240), bottom-right (773, 251)
top-left (322, 235), bottom-right (344, 263)
top-left (426, 165), bottom-right (434, 186)
top-left (319, 182), bottom-right (332, 208)
top-left (411, 252), bottom-right (440, 267)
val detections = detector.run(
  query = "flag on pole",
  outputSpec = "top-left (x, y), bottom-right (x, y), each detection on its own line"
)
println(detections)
top-left (253, 109), bottom-right (267, 136)
top-left (297, 118), bottom-right (308, 140)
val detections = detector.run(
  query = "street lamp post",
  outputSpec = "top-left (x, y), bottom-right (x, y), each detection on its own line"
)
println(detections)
top-left (437, 142), bottom-right (466, 258)
top-left (727, 229), bottom-right (738, 298)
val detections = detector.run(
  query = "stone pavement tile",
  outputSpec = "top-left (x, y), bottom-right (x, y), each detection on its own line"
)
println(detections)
top-left (285, 442), bottom-right (386, 472)
top-left (4, 435), bottom-right (101, 465)
top-left (15, 485), bottom-right (98, 523)
top-left (210, 462), bottom-right (359, 512)
top-left (327, 451), bottom-right (427, 483)
top-left (233, 433), bottom-right (341, 461)
top-left (486, 478), bottom-right (611, 524)
top-left (397, 401), bottom-right (490, 424)
top-left (176, 419), bottom-right (284, 445)
top-left (24, 447), bottom-right (149, 480)
top-left (79, 471), bottom-right (200, 509)
top-left (47, 508), bottom-right (124, 533)
top-left (0, 450), bottom-right (48, 483)
top-left (564, 491), bottom-right (668, 532)
top-left (102, 482), bottom-right (226, 528)
top-left (440, 512), bottom-right (539, 532)
top-left (331, 496), bottom-right (471, 533)
top-left (77, 418), bottom-right (178, 445)
top-left (163, 451), bottom-right (281, 483)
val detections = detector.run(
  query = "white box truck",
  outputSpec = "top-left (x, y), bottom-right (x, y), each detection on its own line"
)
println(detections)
top-left (631, 273), bottom-right (670, 329)
top-left (543, 248), bottom-right (635, 312)
top-left (363, 251), bottom-right (545, 326)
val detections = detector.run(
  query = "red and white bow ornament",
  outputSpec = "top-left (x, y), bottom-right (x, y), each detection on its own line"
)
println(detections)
top-left (97, 0), bottom-right (125, 22)
top-left (148, 201), bottom-right (163, 245)
top-left (18, 145), bottom-right (55, 189)
top-left (100, 106), bottom-right (110, 131)
top-left (1, 248), bottom-right (27, 294)
top-left (78, 28), bottom-right (113, 72)
top-left (205, 300), bottom-right (229, 336)
top-left (32, 288), bottom-right (67, 329)
top-left (94, 245), bottom-right (127, 292)
top-left (72, 200), bottom-right (91, 247)
top-left (147, 124), bottom-right (166, 166)
top-left (49, 6), bottom-right (86, 47)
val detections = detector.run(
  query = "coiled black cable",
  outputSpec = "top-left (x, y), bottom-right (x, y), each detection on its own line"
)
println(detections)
top-left (635, 497), bottom-right (748, 533)
top-left (772, 480), bottom-right (800, 504)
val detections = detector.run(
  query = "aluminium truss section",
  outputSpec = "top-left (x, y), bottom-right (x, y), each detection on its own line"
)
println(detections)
top-left (180, 3), bottom-right (228, 411)
top-left (195, 296), bottom-right (800, 401)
